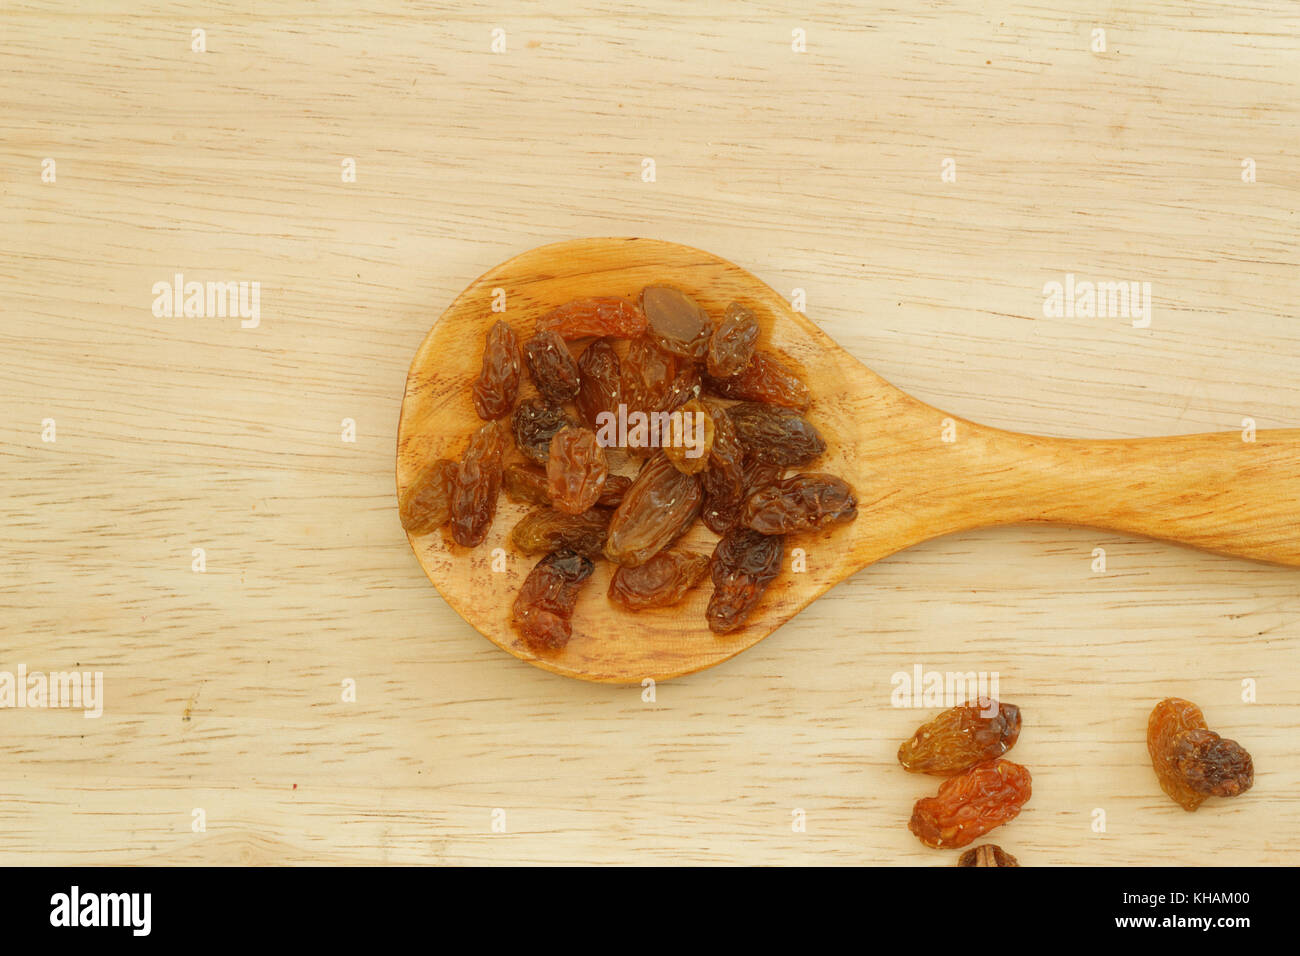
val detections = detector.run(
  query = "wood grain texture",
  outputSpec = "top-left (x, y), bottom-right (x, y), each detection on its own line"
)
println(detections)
top-left (2, 0), bottom-right (1298, 865)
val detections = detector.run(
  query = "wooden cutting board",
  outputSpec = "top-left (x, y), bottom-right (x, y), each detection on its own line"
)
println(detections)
top-left (2, 1), bottom-right (1296, 865)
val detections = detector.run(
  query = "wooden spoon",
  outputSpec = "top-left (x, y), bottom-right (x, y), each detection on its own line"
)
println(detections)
top-left (398, 238), bottom-right (1300, 683)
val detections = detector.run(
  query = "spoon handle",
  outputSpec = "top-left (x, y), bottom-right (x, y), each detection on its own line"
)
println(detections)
top-left (968, 427), bottom-right (1300, 566)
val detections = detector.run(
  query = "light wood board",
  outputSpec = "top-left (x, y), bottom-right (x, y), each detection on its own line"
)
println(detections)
top-left (1, 0), bottom-right (1297, 865)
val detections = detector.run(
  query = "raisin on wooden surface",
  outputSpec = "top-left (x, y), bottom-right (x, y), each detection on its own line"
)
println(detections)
top-left (897, 698), bottom-right (1022, 776)
top-left (471, 320), bottom-right (523, 420)
top-left (956, 845), bottom-right (1019, 867)
top-left (449, 421), bottom-right (507, 547)
top-left (1147, 697), bottom-right (1254, 811)
top-left (523, 329), bottom-right (581, 403)
top-left (706, 302), bottom-right (760, 378)
top-left (659, 364), bottom-right (702, 415)
top-left (575, 338), bottom-right (622, 429)
top-left (596, 474), bottom-right (631, 508)
top-left (726, 402), bottom-right (826, 466)
top-left (511, 550), bottom-right (594, 650)
top-left (663, 399), bottom-right (715, 476)
top-left (510, 506), bottom-right (611, 559)
top-left (399, 458), bottom-right (458, 535)
top-left (546, 425), bottom-right (609, 515)
top-left (741, 473), bottom-right (857, 535)
top-left (503, 462), bottom-right (552, 506)
top-left (536, 297), bottom-right (647, 340)
top-left (621, 337), bottom-right (678, 420)
top-left (706, 527), bottom-right (784, 634)
top-left (608, 549), bottom-right (710, 610)
top-left (700, 404), bottom-right (746, 534)
top-left (604, 454), bottom-right (703, 567)
top-left (641, 285), bottom-right (710, 361)
top-left (511, 398), bottom-right (575, 465)
top-left (908, 759), bottom-right (1032, 849)
top-left (705, 352), bottom-right (811, 411)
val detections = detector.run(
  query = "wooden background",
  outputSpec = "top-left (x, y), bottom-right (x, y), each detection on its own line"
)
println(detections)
top-left (2, 1), bottom-right (1297, 865)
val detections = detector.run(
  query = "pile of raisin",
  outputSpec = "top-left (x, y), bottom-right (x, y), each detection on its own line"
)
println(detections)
top-left (399, 285), bottom-right (859, 651)
top-left (895, 698), bottom-right (1032, 852)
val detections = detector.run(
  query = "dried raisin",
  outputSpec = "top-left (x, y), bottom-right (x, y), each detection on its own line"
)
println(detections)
top-left (705, 352), bottom-right (811, 411)
top-left (503, 462), bottom-right (551, 506)
top-left (399, 457), bottom-right (458, 534)
top-left (741, 473), bottom-right (857, 535)
top-left (608, 549), bottom-right (710, 610)
top-left (707, 527), bottom-right (784, 634)
top-left (897, 699), bottom-right (1022, 776)
top-left (510, 506), bottom-right (611, 559)
top-left (706, 302), bottom-right (760, 378)
top-left (523, 329), bottom-right (580, 403)
top-left (449, 421), bottom-right (507, 547)
top-left (511, 550), bottom-right (594, 650)
top-left (546, 425), bottom-right (609, 515)
top-left (511, 398), bottom-right (574, 466)
top-left (700, 403), bottom-right (746, 534)
top-left (908, 759), bottom-right (1032, 849)
top-left (471, 320), bottom-right (523, 420)
top-left (1147, 698), bottom-right (1253, 811)
top-left (536, 297), bottom-right (647, 340)
top-left (604, 454), bottom-right (703, 567)
top-left (663, 399), bottom-right (715, 476)
top-left (726, 402), bottom-right (826, 466)
top-left (642, 285), bottom-right (710, 361)
top-left (575, 338), bottom-right (622, 429)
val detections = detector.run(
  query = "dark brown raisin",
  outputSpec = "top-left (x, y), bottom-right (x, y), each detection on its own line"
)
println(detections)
top-left (1148, 698), bottom-right (1254, 811)
top-left (597, 474), bottom-right (632, 508)
top-left (701, 404), bottom-right (746, 533)
top-left (575, 338), bottom-right (623, 430)
top-left (741, 473), bottom-right (857, 535)
top-left (726, 402), bottom-right (826, 466)
top-left (471, 320), bottom-right (523, 420)
top-left (511, 398), bottom-right (574, 466)
top-left (707, 527), bottom-right (784, 634)
top-left (523, 329), bottom-right (581, 403)
top-left (511, 550), bottom-right (594, 650)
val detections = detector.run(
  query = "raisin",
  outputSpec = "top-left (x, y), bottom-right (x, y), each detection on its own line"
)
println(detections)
top-left (511, 550), bottom-right (594, 650)
top-left (621, 337), bottom-right (677, 419)
top-left (641, 285), bottom-right (710, 361)
top-left (707, 527), bottom-right (784, 634)
top-left (510, 506), bottom-right (611, 559)
top-left (956, 845), bottom-right (1019, 867)
top-left (502, 462), bottom-right (551, 506)
top-left (908, 759), bottom-right (1032, 849)
top-left (663, 399), bottom-right (715, 476)
top-left (449, 421), bottom-right (507, 547)
top-left (705, 352), bottom-right (811, 411)
top-left (547, 426), bottom-right (609, 515)
top-left (604, 454), bottom-right (703, 567)
top-left (741, 473), bottom-right (858, 535)
top-left (659, 364), bottom-right (702, 414)
top-left (399, 458), bottom-right (458, 534)
top-left (523, 329), bottom-right (580, 403)
top-left (511, 399), bottom-right (574, 465)
top-left (575, 338), bottom-right (622, 429)
top-left (597, 474), bottom-right (631, 508)
top-left (608, 549), bottom-right (711, 610)
top-left (700, 404), bottom-right (746, 534)
top-left (897, 699), bottom-right (1022, 776)
top-left (536, 297), bottom-right (647, 340)
top-left (725, 402), bottom-right (826, 466)
top-left (1147, 698), bottom-right (1254, 811)
top-left (706, 302), bottom-right (760, 378)
top-left (743, 457), bottom-right (785, 497)
top-left (471, 320), bottom-right (523, 420)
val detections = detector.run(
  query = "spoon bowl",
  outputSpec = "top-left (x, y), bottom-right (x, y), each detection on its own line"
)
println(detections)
top-left (398, 238), bottom-right (1300, 682)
